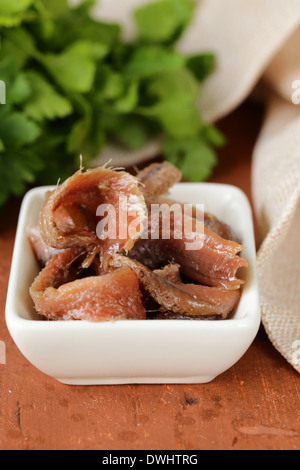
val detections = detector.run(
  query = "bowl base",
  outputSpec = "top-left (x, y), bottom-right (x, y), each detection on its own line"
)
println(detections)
top-left (57, 376), bottom-right (216, 386)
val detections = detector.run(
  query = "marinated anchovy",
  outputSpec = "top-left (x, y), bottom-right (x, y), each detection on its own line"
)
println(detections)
top-left (128, 212), bottom-right (247, 290)
top-left (28, 226), bottom-right (62, 266)
top-left (40, 166), bottom-right (147, 262)
top-left (29, 162), bottom-right (248, 322)
top-left (109, 254), bottom-right (233, 318)
top-left (30, 249), bottom-right (146, 321)
top-left (154, 263), bottom-right (241, 316)
top-left (137, 162), bottom-right (182, 202)
top-left (156, 196), bottom-right (235, 241)
top-left (153, 263), bottom-right (182, 284)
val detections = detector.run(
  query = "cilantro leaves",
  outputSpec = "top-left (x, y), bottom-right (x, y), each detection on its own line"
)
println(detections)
top-left (134, 0), bottom-right (194, 43)
top-left (0, 0), bottom-right (224, 209)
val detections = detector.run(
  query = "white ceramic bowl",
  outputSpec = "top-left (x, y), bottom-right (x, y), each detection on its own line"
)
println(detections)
top-left (5, 183), bottom-right (261, 385)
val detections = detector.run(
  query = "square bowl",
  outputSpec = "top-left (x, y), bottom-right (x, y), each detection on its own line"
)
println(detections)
top-left (5, 183), bottom-right (261, 385)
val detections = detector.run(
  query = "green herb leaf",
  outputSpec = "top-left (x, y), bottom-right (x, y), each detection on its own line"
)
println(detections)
top-left (0, 37), bottom-right (29, 80)
top-left (106, 81), bottom-right (139, 114)
top-left (0, 0), bottom-right (224, 210)
top-left (42, 46), bottom-right (97, 93)
top-left (103, 115), bottom-right (151, 150)
top-left (134, 0), bottom-right (194, 43)
top-left (0, 0), bottom-right (34, 16)
top-left (67, 115), bottom-right (92, 155)
top-left (51, 7), bottom-right (120, 51)
top-left (0, 109), bottom-right (40, 147)
top-left (202, 124), bottom-right (227, 148)
top-left (125, 46), bottom-right (185, 79)
top-left (139, 95), bottom-right (202, 138)
top-left (187, 53), bottom-right (216, 82)
top-left (94, 65), bottom-right (124, 101)
top-left (163, 137), bottom-right (218, 182)
top-left (0, 149), bottom-right (43, 204)
top-left (4, 27), bottom-right (39, 58)
top-left (147, 68), bottom-right (200, 101)
top-left (6, 73), bottom-right (31, 104)
top-left (66, 39), bottom-right (109, 62)
top-left (39, 0), bottom-right (69, 17)
top-left (23, 71), bottom-right (73, 122)
top-left (0, 14), bottom-right (31, 28)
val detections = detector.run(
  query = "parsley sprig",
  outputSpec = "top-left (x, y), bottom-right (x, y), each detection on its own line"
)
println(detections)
top-left (0, 0), bottom-right (225, 209)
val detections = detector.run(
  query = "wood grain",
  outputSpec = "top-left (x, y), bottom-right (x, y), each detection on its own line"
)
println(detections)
top-left (0, 101), bottom-right (299, 451)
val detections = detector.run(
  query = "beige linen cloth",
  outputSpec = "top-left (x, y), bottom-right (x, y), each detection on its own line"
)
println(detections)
top-left (93, 0), bottom-right (300, 372)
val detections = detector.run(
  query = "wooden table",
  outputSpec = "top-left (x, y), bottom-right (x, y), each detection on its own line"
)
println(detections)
top-left (0, 101), bottom-right (299, 451)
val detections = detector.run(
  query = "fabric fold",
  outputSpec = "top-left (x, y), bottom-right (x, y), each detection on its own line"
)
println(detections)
top-left (253, 95), bottom-right (300, 372)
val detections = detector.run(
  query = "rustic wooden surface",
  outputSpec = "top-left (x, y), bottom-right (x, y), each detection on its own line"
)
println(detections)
top-left (0, 101), bottom-right (299, 451)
